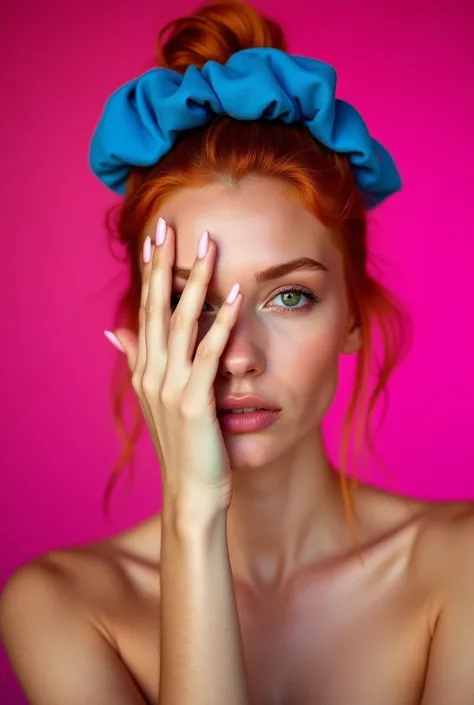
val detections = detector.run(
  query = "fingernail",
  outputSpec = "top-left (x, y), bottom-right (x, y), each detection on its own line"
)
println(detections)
top-left (197, 230), bottom-right (209, 259)
top-left (226, 283), bottom-right (240, 304)
top-left (156, 217), bottom-right (167, 246)
top-left (104, 330), bottom-right (125, 353)
top-left (143, 236), bottom-right (152, 264)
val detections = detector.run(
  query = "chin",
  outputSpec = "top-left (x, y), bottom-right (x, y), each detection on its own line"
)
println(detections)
top-left (223, 434), bottom-right (288, 471)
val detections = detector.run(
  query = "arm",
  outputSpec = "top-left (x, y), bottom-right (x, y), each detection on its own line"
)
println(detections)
top-left (420, 510), bottom-right (474, 705)
top-left (159, 501), bottom-right (250, 705)
top-left (0, 560), bottom-right (146, 705)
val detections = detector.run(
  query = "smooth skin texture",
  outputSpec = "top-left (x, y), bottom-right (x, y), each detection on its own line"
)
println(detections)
top-left (1, 176), bottom-right (474, 705)
top-left (127, 215), bottom-right (250, 705)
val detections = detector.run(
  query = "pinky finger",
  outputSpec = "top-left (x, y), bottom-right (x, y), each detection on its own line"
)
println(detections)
top-left (183, 283), bottom-right (242, 412)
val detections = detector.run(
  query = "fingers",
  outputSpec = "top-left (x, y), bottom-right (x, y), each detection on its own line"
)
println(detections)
top-left (130, 234), bottom-right (154, 386)
top-left (182, 282), bottom-right (242, 418)
top-left (141, 218), bottom-right (175, 394)
top-left (131, 216), bottom-right (241, 425)
top-left (163, 230), bottom-right (217, 398)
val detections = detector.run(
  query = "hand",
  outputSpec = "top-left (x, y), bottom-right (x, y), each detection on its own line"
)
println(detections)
top-left (108, 219), bottom-right (242, 514)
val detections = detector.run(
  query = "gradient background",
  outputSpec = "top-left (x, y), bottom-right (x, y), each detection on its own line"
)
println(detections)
top-left (1, 0), bottom-right (473, 702)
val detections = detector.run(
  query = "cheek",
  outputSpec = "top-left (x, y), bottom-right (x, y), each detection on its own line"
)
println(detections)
top-left (282, 327), bottom-right (342, 419)
top-left (289, 333), bottom-right (340, 386)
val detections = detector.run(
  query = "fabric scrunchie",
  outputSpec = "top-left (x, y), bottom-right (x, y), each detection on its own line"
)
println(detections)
top-left (89, 48), bottom-right (401, 208)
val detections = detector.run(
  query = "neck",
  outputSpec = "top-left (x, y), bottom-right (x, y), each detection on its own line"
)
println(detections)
top-left (226, 428), bottom-right (354, 588)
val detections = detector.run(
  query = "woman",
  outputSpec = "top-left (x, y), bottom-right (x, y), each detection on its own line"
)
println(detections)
top-left (1, 1), bottom-right (473, 704)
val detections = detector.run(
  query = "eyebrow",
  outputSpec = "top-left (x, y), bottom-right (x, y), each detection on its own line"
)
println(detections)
top-left (173, 256), bottom-right (328, 284)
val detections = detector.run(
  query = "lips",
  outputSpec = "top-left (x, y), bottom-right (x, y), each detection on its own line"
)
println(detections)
top-left (216, 394), bottom-right (280, 414)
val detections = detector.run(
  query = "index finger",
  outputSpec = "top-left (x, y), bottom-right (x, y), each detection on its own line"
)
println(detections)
top-left (143, 218), bottom-right (176, 370)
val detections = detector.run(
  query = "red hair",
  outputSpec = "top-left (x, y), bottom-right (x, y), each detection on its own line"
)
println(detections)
top-left (103, 0), bottom-right (411, 556)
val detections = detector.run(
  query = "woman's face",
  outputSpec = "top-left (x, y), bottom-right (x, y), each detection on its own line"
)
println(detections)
top-left (152, 176), bottom-right (360, 469)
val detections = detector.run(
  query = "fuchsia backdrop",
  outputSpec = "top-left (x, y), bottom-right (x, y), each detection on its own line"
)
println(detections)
top-left (1, 0), bottom-right (473, 702)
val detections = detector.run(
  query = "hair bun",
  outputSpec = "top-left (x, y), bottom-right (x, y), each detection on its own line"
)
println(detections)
top-left (156, 0), bottom-right (287, 73)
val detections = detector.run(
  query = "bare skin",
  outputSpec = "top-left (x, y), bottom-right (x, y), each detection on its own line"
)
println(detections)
top-left (4, 489), bottom-right (473, 705)
top-left (2, 177), bottom-right (473, 704)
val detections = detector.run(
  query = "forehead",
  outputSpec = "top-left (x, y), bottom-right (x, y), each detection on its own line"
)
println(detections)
top-left (150, 176), bottom-right (338, 269)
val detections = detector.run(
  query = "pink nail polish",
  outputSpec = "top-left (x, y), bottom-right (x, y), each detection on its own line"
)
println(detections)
top-left (197, 230), bottom-right (209, 259)
top-left (226, 283), bottom-right (240, 304)
top-left (156, 217), bottom-right (167, 245)
top-left (104, 330), bottom-right (125, 353)
top-left (143, 236), bottom-right (152, 263)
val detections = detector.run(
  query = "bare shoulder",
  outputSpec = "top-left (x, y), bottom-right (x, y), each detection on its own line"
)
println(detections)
top-left (355, 482), bottom-right (474, 582)
top-left (377, 486), bottom-right (474, 572)
top-left (1, 512), bottom-right (163, 634)
top-left (358, 486), bottom-right (474, 629)
top-left (412, 498), bottom-right (474, 577)
top-left (356, 479), bottom-right (474, 542)
top-left (0, 516), bottom-right (162, 705)
top-left (388, 496), bottom-right (474, 635)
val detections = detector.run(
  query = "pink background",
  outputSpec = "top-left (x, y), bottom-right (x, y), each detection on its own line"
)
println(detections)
top-left (1, 0), bottom-right (473, 702)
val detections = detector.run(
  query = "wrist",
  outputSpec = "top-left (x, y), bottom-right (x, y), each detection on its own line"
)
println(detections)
top-left (162, 486), bottom-right (229, 538)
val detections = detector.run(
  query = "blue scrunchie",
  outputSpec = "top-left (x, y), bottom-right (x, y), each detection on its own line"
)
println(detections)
top-left (89, 48), bottom-right (401, 208)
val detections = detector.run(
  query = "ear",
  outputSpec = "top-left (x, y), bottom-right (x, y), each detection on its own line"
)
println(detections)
top-left (341, 316), bottom-right (362, 355)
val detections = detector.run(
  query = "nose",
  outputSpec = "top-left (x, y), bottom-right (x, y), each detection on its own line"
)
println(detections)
top-left (217, 315), bottom-right (267, 379)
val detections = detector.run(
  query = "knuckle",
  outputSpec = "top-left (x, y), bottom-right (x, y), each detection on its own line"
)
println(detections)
top-left (195, 341), bottom-right (214, 361)
top-left (159, 384), bottom-right (175, 408)
top-left (144, 300), bottom-right (159, 317)
top-left (150, 254), bottom-right (161, 271)
top-left (141, 372), bottom-right (159, 396)
top-left (131, 373), bottom-right (143, 394)
top-left (169, 311), bottom-right (187, 333)
top-left (179, 396), bottom-right (201, 420)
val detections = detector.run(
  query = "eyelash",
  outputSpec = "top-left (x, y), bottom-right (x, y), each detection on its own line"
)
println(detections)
top-left (268, 285), bottom-right (321, 314)
top-left (170, 285), bottom-right (320, 315)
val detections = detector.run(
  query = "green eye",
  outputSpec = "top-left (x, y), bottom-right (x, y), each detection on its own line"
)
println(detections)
top-left (271, 286), bottom-right (320, 313)
top-left (278, 290), bottom-right (304, 307)
top-left (170, 286), bottom-right (320, 314)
